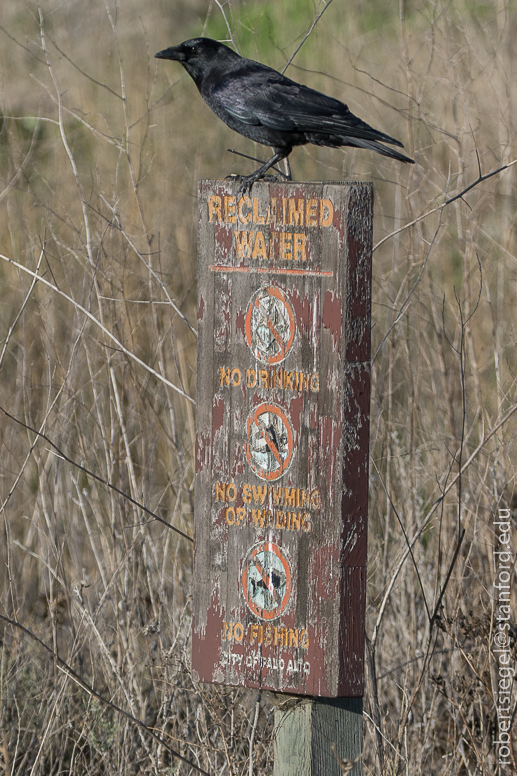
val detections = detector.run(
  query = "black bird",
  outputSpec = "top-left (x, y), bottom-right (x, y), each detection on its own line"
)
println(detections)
top-left (155, 37), bottom-right (414, 190)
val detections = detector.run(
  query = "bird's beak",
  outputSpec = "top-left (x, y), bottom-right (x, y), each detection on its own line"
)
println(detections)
top-left (155, 46), bottom-right (186, 62)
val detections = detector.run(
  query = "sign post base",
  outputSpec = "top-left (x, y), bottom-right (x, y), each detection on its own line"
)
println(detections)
top-left (273, 697), bottom-right (363, 776)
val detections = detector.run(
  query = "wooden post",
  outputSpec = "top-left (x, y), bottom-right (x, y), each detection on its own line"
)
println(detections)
top-left (193, 180), bottom-right (372, 771)
top-left (273, 697), bottom-right (363, 776)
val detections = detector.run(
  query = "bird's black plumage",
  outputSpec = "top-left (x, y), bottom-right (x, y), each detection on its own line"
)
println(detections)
top-left (155, 37), bottom-right (414, 189)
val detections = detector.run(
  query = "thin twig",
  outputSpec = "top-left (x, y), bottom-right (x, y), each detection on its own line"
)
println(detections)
top-left (215, 1), bottom-right (241, 54)
top-left (39, 10), bottom-right (95, 269)
top-left (282, 0), bottom-right (336, 74)
top-left (0, 614), bottom-right (211, 776)
top-left (372, 211), bottom-right (443, 365)
top-left (373, 158), bottom-right (517, 253)
top-left (362, 709), bottom-right (405, 761)
top-left (100, 202), bottom-right (197, 337)
top-left (0, 118), bottom-right (41, 205)
top-left (0, 252), bottom-right (195, 404)
top-left (370, 398), bottom-right (517, 647)
top-left (227, 149), bottom-right (284, 177)
top-left (372, 457), bottom-right (431, 622)
top-left (248, 692), bottom-right (261, 776)
top-left (0, 248), bottom-right (44, 370)
top-left (46, 31), bottom-right (122, 99)
top-left (0, 404), bottom-right (193, 543)
top-left (429, 528), bottom-right (465, 626)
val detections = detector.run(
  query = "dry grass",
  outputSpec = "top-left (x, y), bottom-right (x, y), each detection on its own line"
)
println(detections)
top-left (0, 0), bottom-right (516, 774)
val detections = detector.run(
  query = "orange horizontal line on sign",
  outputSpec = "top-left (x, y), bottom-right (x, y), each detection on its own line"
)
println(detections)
top-left (209, 265), bottom-right (333, 277)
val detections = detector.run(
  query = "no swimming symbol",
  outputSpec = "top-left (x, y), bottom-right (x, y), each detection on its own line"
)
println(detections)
top-left (245, 403), bottom-right (295, 481)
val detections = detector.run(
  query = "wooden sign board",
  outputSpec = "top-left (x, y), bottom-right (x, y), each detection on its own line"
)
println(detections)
top-left (193, 180), bottom-right (372, 697)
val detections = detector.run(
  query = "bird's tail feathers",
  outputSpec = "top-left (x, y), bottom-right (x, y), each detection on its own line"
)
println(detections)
top-left (348, 137), bottom-right (414, 164)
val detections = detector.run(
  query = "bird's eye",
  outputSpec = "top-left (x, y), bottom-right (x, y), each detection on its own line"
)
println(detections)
top-left (190, 46), bottom-right (198, 54)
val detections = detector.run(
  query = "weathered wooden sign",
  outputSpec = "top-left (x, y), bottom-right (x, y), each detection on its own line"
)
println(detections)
top-left (193, 180), bottom-right (372, 697)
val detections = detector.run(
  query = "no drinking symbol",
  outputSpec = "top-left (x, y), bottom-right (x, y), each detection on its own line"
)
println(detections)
top-left (245, 403), bottom-right (294, 481)
top-left (245, 287), bottom-right (296, 364)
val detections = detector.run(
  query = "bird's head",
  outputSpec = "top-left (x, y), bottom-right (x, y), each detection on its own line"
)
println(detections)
top-left (155, 38), bottom-right (239, 87)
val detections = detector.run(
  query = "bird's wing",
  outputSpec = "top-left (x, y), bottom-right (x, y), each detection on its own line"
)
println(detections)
top-left (208, 69), bottom-right (290, 129)
top-left (209, 65), bottom-right (403, 146)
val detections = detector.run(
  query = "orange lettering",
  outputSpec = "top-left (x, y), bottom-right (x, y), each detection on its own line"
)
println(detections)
top-left (208, 195), bottom-right (222, 222)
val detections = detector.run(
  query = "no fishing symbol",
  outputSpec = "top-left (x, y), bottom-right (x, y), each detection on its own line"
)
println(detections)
top-left (242, 542), bottom-right (292, 620)
top-left (245, 403), bottom-right (294, 480)
top-left (245, 286), bottom-right (296, 364)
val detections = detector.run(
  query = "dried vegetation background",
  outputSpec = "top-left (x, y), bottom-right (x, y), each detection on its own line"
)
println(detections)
top-left (0, 0), bottom-right (516, 774)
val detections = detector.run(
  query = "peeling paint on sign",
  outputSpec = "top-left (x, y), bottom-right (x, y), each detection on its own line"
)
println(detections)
top-left (193, 180), bottom-right (372, 697)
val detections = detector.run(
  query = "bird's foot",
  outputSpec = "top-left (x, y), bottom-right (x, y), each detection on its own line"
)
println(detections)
top-left (224, 174), bottom-right (252, 197)
top-left (226, 173), bottom-right (283, 198)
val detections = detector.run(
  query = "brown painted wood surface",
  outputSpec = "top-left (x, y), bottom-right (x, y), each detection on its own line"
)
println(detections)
top-left (193, 180), bottom-right (372, 697)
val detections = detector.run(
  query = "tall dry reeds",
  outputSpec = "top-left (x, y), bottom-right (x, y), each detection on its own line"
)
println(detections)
top-left (0, 1), bottom-right (515, 774)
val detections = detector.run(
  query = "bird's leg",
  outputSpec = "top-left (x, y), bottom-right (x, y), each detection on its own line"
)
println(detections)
top-left (235, 148), bottom-right (292, 197)
top-left (266, 147), bottom-right (291, 181)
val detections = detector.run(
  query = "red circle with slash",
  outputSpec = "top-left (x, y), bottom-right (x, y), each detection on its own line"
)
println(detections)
top-left (242, 542), bottom-right (292, 620)
top-left (244, 286), bottom-right (296, 364)
top-left (245, 403), bottom-right (294, 481)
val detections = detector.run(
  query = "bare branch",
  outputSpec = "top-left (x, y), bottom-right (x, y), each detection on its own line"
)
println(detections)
top-left (282, 1), bottom-right (336, 74)
top-left (0, 404), bottom-right (193, 543)
top-left (373, 159), bottom-right (517, 253)
top-left (0, 614), bottom-right (211, 775)
top-left (0, 252), bottom-right (195, 404)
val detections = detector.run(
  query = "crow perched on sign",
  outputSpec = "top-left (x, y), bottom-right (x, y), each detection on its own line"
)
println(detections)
top-left (155, 38), bottom-right (414, 190)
